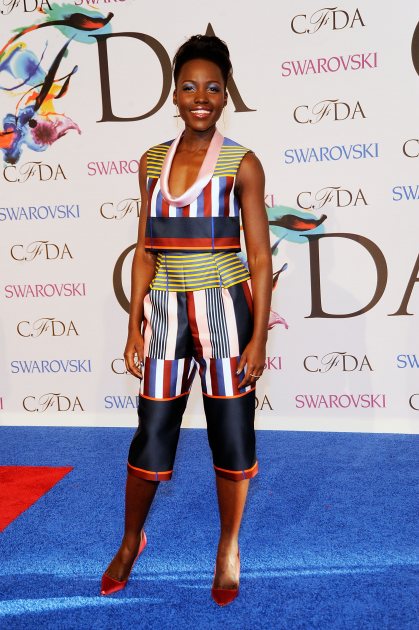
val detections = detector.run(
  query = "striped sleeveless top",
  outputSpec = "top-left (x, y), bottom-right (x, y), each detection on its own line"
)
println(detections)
top-left (144, 130), bottom-right (250, 253)
top-left (145, 129), bottom-right (251, 292)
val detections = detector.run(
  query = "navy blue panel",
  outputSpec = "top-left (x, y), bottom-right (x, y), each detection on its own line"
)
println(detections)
top-left (145, 216), bottom-right (240, 240)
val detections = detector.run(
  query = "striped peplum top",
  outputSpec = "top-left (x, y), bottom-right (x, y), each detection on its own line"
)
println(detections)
top-left (149, 251), bottom-right (250, 292)
top-left (144, 129), bottom-right (250, 253)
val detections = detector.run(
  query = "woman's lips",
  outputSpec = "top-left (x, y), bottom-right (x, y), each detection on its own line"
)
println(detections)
top-left (190, 109), bottom-right (211, 118)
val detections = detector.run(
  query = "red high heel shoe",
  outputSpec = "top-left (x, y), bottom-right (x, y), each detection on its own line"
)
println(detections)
top-left (100, 530), bottom-right (147, 596)
top-left (211, 551), bottom-right (240, 606)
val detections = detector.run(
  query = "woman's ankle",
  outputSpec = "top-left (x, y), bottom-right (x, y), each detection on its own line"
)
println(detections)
top-left (217, 536), bottom-right (239, 555)
top-left (122, 529), bottom-right (143, 550)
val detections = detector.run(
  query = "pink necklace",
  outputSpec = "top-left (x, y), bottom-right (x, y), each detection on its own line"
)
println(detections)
top-left (160, 128), bottom-right (224, 207)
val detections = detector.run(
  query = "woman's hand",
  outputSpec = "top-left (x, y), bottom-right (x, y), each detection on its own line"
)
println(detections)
top-left (237, 337), bottom-right (266, 389)
top-left (124, 330), bottom-right (144, 379)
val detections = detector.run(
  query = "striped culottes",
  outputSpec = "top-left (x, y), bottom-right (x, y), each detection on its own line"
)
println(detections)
top-left (127, 253), bottom-right (258, 482)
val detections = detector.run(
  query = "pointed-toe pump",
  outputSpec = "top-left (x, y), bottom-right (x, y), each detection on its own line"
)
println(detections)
top-left (100, 530), bottom-right (147, 596)
top-left (211, 583), bottom-right (239, 607)
top-left (211, 551), bottom-right (240, 606)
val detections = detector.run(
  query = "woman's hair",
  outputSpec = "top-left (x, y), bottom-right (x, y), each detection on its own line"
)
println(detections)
top-left (172, 35), bottom-right (232, 86)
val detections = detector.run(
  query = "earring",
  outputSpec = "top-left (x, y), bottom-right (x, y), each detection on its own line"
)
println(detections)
top-left (222, 106), bottom-right (226, 129)
top-left (175, 103), bottom-right (179, 128)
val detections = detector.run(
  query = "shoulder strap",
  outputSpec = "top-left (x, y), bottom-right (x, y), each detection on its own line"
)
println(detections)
top-left (146, 141), bottom-right (172, 178)
top-left (213, 138), bottom-right (250, 177)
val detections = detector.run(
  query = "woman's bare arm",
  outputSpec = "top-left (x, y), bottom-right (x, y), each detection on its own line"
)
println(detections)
top-left (235, 152), bottom-right (272, 388)
top-left (124, 152), bottom-right (157, 378)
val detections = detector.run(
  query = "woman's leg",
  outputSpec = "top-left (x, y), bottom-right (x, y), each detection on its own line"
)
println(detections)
top-left (104, 473), bottom-right (159, 581)
top-left (213, 476), bottom-right (249, 588)
top-left (105, 388), bottom-right (190, 582)
top-left (204, 387), bottom-right (257, 589)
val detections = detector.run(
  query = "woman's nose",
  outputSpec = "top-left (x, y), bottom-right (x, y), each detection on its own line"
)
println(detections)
top-left (194, 89), bottom-right (208, 102)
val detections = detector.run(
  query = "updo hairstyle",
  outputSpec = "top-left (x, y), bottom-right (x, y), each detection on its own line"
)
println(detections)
top-left (172, 35), bottom-right (233, 87)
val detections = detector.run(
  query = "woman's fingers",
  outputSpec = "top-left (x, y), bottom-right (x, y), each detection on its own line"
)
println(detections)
top-left (237, 350), bottom-right (265, 388)
top-left (237, 363), bottom-right (264, 389)
top-left (236, 354), bottom-right (247, 376)
top-left (124, 347), bottom-right (143, 379)
top-left (236, 354), bottom-right (248, 388)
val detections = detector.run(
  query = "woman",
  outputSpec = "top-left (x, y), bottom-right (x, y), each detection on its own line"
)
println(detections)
top-left (101, 34), bottom-right (272, 606)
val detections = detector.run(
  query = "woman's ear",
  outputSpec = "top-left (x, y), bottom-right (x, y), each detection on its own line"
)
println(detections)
top-left (173, 88), bottom-right (177, 106)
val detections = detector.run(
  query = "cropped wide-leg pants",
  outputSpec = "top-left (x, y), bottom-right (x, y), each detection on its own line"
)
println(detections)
top-left (127, 279), bottom-right (258, 482)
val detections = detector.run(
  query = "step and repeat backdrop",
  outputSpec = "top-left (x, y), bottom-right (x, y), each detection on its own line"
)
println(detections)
top-left (1, 0), bottom-right (418, 432)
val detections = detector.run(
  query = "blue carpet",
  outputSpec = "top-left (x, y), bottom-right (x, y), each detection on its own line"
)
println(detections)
top-left (0, 427), bottom-right (418, 630)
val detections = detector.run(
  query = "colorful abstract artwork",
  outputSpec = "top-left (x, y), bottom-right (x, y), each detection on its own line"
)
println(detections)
top-left (241, 205), bottom-right (327, 331)
top-left (0, 3), bottom-right (113, 164)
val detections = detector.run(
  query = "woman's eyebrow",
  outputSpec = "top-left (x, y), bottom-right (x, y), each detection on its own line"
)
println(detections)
top-left (181, 79), bottom-right (222, 84)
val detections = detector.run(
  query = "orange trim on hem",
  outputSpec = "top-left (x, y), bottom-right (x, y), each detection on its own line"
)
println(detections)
top-left (214, 461), bottom-right (259, 481)
top-left (140, 391), bottom-right (189, 402)
top-left (202, 387), bottom-right (255, 400)
top-left (127, 462), bottom-right (172, 481)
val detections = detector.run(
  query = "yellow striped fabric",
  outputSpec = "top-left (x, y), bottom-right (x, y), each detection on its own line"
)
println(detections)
top-left (146, 141), bottom-right (249, 179)
top-left (213, 145), bottom-right (250, 176)
top-left (147, 144), bottom-right (170, 178)
top-left (149, 251), bottom-right (250, 292)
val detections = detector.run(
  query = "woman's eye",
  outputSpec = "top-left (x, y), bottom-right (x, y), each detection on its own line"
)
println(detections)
top-left (182, 84), bottom-right (195, 92)
top-left (208, 85), bottom-right (220, 92)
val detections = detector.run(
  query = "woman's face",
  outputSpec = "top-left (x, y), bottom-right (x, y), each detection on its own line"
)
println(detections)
top-left (174, 58), bottom-right (227, 132)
